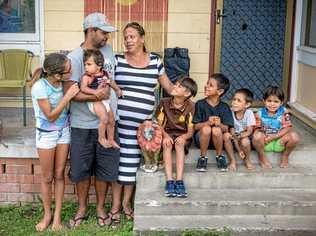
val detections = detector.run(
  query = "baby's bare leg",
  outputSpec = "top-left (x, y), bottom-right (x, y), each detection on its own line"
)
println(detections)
top-left (106, 109), bottom-right (119, 149)
top-left (93, 102), bottom-right (110, 148)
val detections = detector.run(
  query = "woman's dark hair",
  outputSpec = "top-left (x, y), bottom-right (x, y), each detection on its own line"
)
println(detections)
top-left (178, 75), bottom-right (198, 98)
top-left (123, 22), bottom-right (146, 52)
top-left (83, 49), bottom-right (104, 68)
top-left (210, 73), bottom-right (230, 96)
top-left (30, 53), bottom-right (68, 87)
top-left (234, 88), bottom-right (254, 103)
top-left (263, 85), bottom-right (284, 102)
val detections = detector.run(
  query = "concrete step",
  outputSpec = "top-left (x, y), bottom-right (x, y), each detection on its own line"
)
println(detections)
top-left (137, 164), bottom-right (316, 190)
top-left (178, 148), bottom-right (316, 165)
top-left (135, 189), bottom-right (316, 216)
top-left (134, 215), bottom-right (316, 236)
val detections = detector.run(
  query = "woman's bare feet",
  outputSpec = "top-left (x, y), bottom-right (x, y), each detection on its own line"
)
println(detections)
top-left (280, 155), bottom-right (289, 168)
top-left (35, 214), bottom-right (52, 232)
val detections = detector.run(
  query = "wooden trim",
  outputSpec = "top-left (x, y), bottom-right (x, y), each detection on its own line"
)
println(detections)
top-left (283, 0), bottom-right (296, 102)
top-left (208, 0), bottom-right (217, 77)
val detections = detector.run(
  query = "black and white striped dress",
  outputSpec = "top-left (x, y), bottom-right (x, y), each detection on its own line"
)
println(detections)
top-left (115, 53), bottom-right (164, 185)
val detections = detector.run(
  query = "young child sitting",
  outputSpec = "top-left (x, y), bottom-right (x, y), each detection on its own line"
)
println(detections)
top-left (223, 88), bottom-right (256, 171)
top-left (156, 76), bottom-right (197, 198)
top-left (193, 73), bottom-right (234, 172)
top-left (252, 86), bottom-right (300, 168)
top-left (80, 49), bottom-right (122, 148)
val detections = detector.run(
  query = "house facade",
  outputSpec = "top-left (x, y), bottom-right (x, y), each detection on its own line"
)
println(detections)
top-left (0, 0), bottom-right (315, 129)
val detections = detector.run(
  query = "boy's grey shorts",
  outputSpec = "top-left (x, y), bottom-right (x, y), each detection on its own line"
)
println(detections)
top-left (69, 127), bottom-right (120, 183)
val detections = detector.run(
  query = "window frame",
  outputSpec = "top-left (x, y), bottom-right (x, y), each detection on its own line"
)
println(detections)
top-left (0, 0), bottom-right (40, 42)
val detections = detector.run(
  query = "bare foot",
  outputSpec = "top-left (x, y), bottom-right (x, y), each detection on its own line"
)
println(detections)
top-left (244, 159), bottom-right (256, 171)
top-left (280, 156), bottom-right (289, 168)
top-left (99, 138), bottom-right (112, 148)
top-left (228, 163), bottom-right (237, 171)
top-left (51, 221), bottom-right (63, 231)
top-left (35, 214), bottom-right (52, 232)
top-left (260, 160), bottom-right (272, 169)
top-left (109, 139), bottom-right (120, 149)
top-left (259, 155), bottom-right (272, 169)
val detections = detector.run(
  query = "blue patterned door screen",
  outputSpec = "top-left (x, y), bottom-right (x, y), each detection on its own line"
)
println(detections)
top-left (220, 0), bottom-right (286, 101)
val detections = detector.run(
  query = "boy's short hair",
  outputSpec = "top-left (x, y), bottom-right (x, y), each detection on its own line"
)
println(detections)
top-left (83, 49), bottom-right (104, 68)
top-left (210, 73), bottom-right (230, 96)
top-left (234, 88), bottom-right (254, 103)
top-left (178, 75), bottom-right (198, 98)
top-left (263, 85), bottom-right (284, 102)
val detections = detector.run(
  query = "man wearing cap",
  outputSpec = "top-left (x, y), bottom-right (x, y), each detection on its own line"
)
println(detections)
top-left (64, 12), bottom-right (121, 227)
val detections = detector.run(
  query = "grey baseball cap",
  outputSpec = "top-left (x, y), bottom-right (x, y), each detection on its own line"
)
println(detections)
top-left (83, 12), bottom-right (116, 32)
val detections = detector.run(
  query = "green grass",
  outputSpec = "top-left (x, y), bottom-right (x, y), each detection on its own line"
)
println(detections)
top-left (0, 202), bottom-right (133, 236)
top-left (0, 203), bottom-right (231, 236)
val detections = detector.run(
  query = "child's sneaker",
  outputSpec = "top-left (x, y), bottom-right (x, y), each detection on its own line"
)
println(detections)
top-left (165, 180), bottom-right (176, 197)
top-left (175, 180), bottom-right (187, 198)
top-left (216, 154), bottom-right (228, 171)
top-left (196, 156), bottom-right (208, 172)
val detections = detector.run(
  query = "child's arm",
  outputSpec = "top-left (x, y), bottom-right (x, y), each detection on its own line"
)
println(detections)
top-left (109, 79), bottom-right (123, 97)
top-left (239, 126), bottom-right (254, 139)
top-left (80, 75), bottom-right (99, 96)
top-left (38, 83), bottom-right (79, 122)
top-left (264, 112), bottom-right (292, 143)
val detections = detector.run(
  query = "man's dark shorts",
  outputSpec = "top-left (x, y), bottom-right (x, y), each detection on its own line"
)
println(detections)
top-left (69, 126), bottom-right (120, 183)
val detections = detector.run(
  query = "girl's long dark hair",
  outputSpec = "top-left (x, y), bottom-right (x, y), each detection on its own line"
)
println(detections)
top-left (30, 53), bottom-right (68, 87)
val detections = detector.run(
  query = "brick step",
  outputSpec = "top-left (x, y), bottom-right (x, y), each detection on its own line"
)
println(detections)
top-left (137, 164), bottom-right (316, 190)
top-left (134, 215), bottom-right (316, 236)
top-left (135, 189), bottom-right (316, 216)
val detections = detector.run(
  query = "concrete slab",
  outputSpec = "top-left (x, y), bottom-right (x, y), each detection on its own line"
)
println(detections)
top-left (135, 189), bottom-right (316, 215)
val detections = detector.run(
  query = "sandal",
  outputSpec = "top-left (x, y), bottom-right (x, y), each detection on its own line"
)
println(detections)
top-left (123, 209), bottom-right (134, 221)
top-left (96, 215), bottom-right (109, 227)
top-left (68, 214), bottom-right (88, 229)
top-left (104, 210), bottom-right (121, 227)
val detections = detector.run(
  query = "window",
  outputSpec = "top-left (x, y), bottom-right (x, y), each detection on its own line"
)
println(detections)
top-left (0, 0), bottom-right (39, 41)
top-left (305, 0), bottom-right (316, 48)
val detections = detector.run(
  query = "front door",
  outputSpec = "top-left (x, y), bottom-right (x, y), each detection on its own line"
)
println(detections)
top-left (213, 0), bottom-right (294, 102)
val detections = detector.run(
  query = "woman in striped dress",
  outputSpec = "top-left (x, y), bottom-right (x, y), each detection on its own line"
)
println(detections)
top-left (111, 22), bottom-right (173, 221)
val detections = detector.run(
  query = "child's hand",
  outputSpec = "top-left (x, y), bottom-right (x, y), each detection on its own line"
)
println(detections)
top-left (175, 135), bottom-right (186, 146)
top-left (208, 116), bottom-right (216, 126)
top-left (65, 83), bottom-right (79, 100)
top-left (213, 116), bottom-right (221, 126)
top-left (163, 134), bottom-right (174, 147)
top-left (264, 135), bottom-right (275, 144)
top-left (117, 89), bottom-right (123, 98)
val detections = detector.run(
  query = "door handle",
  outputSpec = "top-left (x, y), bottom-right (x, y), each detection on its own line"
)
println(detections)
top-left (216, 9), bottom-right (226, 24)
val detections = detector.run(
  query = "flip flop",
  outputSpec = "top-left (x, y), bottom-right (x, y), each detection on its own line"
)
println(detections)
top-left (67, 215), bottom-right (88, 229)
top-left (123, 209), bottom-right (134, 221)
top-left (96, 215), bottom-right (109, 227)
top-left (104, 210), bottom-right (121, 227)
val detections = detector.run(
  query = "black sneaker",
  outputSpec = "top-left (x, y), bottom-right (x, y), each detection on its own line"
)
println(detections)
top-left (216, 154), bottom-right (228, 171)
top-left (196, 156), bottom-right (208, 172)
top-left (165, 180), bottom-right (176, 197)
top-left (175, 180), bottom-right (187, 198)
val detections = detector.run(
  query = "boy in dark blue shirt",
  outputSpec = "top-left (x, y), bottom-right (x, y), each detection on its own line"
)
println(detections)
top-left (193, 73), bottom-right (234, 171)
